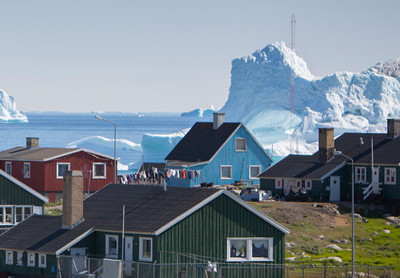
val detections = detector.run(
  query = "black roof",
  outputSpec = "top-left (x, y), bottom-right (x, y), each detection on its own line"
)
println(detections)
top-left (0, 184), bottom-right (219, 253)
top-left (165, 122), bottom-right (241, 163)
top-left (260, 132), bottom-right (400, 179)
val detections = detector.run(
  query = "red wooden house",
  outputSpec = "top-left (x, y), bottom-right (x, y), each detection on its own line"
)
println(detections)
top-left (0, 138), bottom-right (116, 202)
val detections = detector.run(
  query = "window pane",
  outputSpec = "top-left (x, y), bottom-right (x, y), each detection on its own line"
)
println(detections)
top-left (109, 237), bottom-right (117, 255)
top-left (230, 240), bottom-right (246, 258)
top-left (94, 164), bottom-right (105, 177)
top-left (250, 166), bottom-right (260, 178)
top-left (221, 166), bottom-right (232, 178)
top-left (143, 239), bottom-right (151, 258)
top-left (5, 207), bottom-right (12, 223)
top-left (252, 240), bottom-right (269, 258)
top-left (24, 207), bottom-right (32, 219)
top-left (16, 207), bottom-right (23, 223)
top-left (58, 164), bottom-right (69, 177)
top-left (6, 163), bottom-right (11, 175)
top-left (236, 138), bottom-right (246, 151)
top-left (0, 207), bottom-right (3, 223)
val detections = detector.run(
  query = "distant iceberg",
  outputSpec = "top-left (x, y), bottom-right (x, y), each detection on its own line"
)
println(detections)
top-left (181, 106), bottom-right (217, 117)
top-left (0, 89), bottom-right (27, 122)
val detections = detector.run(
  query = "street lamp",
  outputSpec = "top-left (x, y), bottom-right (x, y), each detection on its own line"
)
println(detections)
top-left (334, 150), bottom-right (355, 277)
top-left (95, 115), bottom-right (117, 184)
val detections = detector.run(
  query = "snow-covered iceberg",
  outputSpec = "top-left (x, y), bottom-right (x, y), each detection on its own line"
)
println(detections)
top-left (220, 42), bottom-right (400, 158)
top-left (181, 106), bottom-right (217, 117)
top-left (0, 89), bottom-right (27, 122)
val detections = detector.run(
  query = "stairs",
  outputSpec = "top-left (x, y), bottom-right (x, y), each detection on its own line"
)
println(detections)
top-left (362, 181), bottom-right (382, 201)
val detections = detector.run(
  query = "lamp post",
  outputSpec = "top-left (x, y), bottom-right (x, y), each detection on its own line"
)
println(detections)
top-left (334, 150), bottom-right (354, 277)
top-left (95, 115), bottom-right (117, 184)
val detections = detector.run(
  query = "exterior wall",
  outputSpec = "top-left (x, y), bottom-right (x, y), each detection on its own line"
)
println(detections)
top-left (167, 126), bottom-right (272, 187)
top-left (0, 175), bottom-right (44, 206)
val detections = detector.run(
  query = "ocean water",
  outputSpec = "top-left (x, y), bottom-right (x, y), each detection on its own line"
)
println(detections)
top-left (0, 112), bottom-right (205, 171)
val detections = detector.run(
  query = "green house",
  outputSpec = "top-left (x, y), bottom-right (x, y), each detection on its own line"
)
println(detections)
top-left (260, 120), bottom-right (400, 211)
top-left (0, 171), bottom-right (289, 278)
top-left (0, 168), bottom-right (48, 233)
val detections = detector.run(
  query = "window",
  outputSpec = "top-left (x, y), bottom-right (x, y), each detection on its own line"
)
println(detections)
top-left (275, 179), bottom-right (282, 189)
top-left (24, 163), bottom-right (31, 178)
top-left (6, 250), bottom-right (13, 265)
top-left (5, 162), bottom-right (12, 175)
top-left (24, 207), bottom-right (32, 219)
top-left (27, 252), bottom-right (35, 267)
top-left (0, 206), bottom-right (13, 224)
top-left (249, 166), bottom-right (261, 179)
top-left (227, 238), bottom-right (273, 262)
top-left (355, 167), bottom-right (366, 183)
top-left (139, 237), bottom-right (153, 262)
top-left (235, 138), bottom-right (247, 151)
top-left (39, 254), bottom-right (46, 268)
top-left (93, 163), bottom-right (106, 179)
top-left (305, 180), bottom-right (312, 190)
top-left (385, 168), bottom-right (396, 185)
top-left (296, 180), bottom-right (302, 188)
top-left (105, 235), bottom-right (118, 259)
top-left (17, 252), bottom-right (23, 266)
top-left (220, 165), bottom-right (232, 179)
top-left (15, 206), bottom-right (32, 223)
top-left (56, 163), bottom-right (70, 179)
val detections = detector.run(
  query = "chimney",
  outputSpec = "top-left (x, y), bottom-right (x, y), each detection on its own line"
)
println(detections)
top-left (387, 119), bottom-right (400, 139)
top-left (213, 113), bottom-right (225, 130)
top-left (62, 170), bottom-right (84, 229)
top-left (26, 137), bottom-right (39, 149)
top-left (318, 128), bottom-right (335, 163)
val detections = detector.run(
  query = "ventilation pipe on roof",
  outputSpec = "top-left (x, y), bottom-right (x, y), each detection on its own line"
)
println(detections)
top-left (163, 180), bottom-right (167, 192)
top-left (62, 170), bottom-right (84, 229)
top-left (387, 118), bottom-right (400, 139)
top-left (318, 128), bottom-right (335, 163)
top-left (26, 137), bottom-right (39, 149)
top-left (213, 113), bottom-right (225, 130)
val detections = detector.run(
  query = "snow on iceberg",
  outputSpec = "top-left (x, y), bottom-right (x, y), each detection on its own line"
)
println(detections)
top-left (181, 105), bottom-right (217, 117)
top-left (220, 42), bottom-right (400, 158)
top-left (0, 89), bottom-right (27, 122)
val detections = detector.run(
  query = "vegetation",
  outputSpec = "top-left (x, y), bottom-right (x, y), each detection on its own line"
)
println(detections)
top-left (44, 201), bottom-right (62, 216)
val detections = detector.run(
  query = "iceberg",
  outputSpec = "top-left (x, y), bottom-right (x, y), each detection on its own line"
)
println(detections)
top-left (181, 105), bottom-right (217, 117)
top-left (0, 89), bottom-right (27, 122)
top-left (220, 42), bottom-right (400, 158)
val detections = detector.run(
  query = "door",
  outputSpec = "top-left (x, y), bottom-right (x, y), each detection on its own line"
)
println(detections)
top-left (124, 236), bottom-right (134, 275)
top-left (70, 248), bottom-right (87, 274)
top-left (372, 167), bottom-right (380, 193)
top-left (330, 176), bottom-right (341, 201)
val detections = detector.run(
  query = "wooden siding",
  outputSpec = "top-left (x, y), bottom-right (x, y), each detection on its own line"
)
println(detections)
top-left (0, 174), bottom-right (44, 206)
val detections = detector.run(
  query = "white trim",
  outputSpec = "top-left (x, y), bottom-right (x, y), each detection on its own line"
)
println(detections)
top-left (355, 166), bottom-right (367, 183)
top-left (39, 253), bottom-right (46, 268)
top-left (220, 165), bottom-right (232, 179)
top-left (0, 169), bottom-right (48, 202)
top-left (139, 237), bottom-right (153, 262)
top-left (0, 206), bottom-right (13, 225)
top-left (249, 165), bottom-right (261, 179)
top-left (296, 180), bottom-right (302, 188)
top-left (320, 162), bottom-right (346, 181)
top-left (23, 162), bottom-right (31, 178)
top-left (5, 250), bottom-right (13, 265)
top-left (275, 179), bottom-right (283, 189)
top-left (27, 252), bottom-right (35, 267)
top-left (56, 162), bottom-right (70, 179)
top-left (305, 180), bottom-right (312, 190)
top-left (384, 167), bottom-right (396, 185)
top-left (55, 228), bottom-right (94, 255)
top-left (5, 161), bottom-right (12, 175)
top-left (226, 237), bottom-right (273, 262)
top-left (43, 148), bottom-right (116, 162)
top-left (105, 234), bottom-right (119, 259)
top-left (235, 138), bottom-right (247, 152)
top-left (93, 162), bottom-right (106, 179)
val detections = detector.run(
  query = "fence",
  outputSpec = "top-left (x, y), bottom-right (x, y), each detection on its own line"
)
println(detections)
top-left (57, 255), bottom-right (393, 278)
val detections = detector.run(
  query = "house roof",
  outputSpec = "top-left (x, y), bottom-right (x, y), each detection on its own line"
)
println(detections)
top-left (259, 132), bottom-right (400, 179)
top-left (0, 184), bottom-right (289, 254)
top-left (0, 147), bottom-right (115, 162)
top-left (165, 122), bottom-right (242, 163)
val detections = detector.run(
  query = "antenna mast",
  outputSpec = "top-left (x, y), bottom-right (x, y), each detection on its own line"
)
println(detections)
top-left (290, 14), bottom-right (296, 153)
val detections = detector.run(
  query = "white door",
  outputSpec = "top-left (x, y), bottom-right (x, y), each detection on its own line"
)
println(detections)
top-left (330, 176), bottom-right (341, 201)
top-left (124, 236), bottom-right (134, 275)
top-left (70, 248), bottom-right (87, 273)
top-left (372, 167), bottom-right (380, 193)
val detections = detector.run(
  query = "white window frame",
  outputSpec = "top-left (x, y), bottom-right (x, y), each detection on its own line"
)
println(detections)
top-left (139, 237), bottom-right (153, 262)
top-left (355, 167), bottom-right (366, 183)
top-left (249, 165), bottom-right (261, 179)
top-left (5, 162), bottom-right (12, 175)
top-left (220, 165), bottom-right (232, 179)
top-left (93, 163), bottom-right (106, 179)
top-left (39, 254), bottom-right (46, 268)
top-left (17, 252), bottom-right (23, 266)
top-left (27, 252), bottom-right (35, 267)
top-left (296, 180), bottom-right (302, 188)
top-left (227, 238), bottom-right (273, 262)
top-left (23, 162), bottom-right (31, 178)
top-left (385, 168), bottom-right (396, 185)
top-left (235, 138), bottom-right (247, 151)
top-left (6, 250), bottom-right (13, 265)
top-left (105, 235), bottom-right (118, 259)
top-left (275, 179), bottom-right (283, 189)
top-left (56, 163), bottom-right (70, 179)
top-left (15, 206), bottom-right (32, 223)
top-left (305, 180), bottom-right (312, 190)
top-left (0, 206), bottom-right (13, 225)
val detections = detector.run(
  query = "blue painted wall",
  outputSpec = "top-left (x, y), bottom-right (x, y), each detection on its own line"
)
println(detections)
top-left (167, 126), bottom-right (272, 187)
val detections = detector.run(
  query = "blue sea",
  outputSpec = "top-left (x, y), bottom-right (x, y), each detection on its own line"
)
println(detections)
top-left (0, 112), bottom-right (207, 172)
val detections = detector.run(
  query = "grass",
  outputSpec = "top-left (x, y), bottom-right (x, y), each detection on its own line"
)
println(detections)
top-left (44, 201), bottom-right (62, 216)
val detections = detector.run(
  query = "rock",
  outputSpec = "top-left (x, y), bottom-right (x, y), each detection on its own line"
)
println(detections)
top-left (286, 257), bottom-right (296, 262)
top-left (373, 232), bottom-right (379, 236)
top-left (327, 257), bottom-right (342, 263)
top-left (383, 229), bottom-right (391, 234)
top-left (285, 242), bottom-right (296, 248)
top-left (327, 244), bottom-right (343, 251)
top-left (361, 237), bottom-right (372, 241)
top-left (386, 216), bottom-right (400, 225)
top-left (318, 235), bottom-right (325, 240)
top-left (385, 222), bottom-right (392, 226)
top-left (354, 213), bottom-right (362, 220)
top-left (330, 225), bottom-right (336, 228)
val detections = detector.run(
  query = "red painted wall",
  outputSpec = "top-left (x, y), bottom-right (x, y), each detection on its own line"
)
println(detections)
top-left (0, 151), bottom-right (115, 194)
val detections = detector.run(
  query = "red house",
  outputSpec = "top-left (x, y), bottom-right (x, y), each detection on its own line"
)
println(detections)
top-left (0, 137), bottom-right (116, 202)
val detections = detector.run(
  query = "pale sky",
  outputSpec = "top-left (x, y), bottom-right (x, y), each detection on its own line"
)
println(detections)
top-left (0, 0), bottom-right (399, 113)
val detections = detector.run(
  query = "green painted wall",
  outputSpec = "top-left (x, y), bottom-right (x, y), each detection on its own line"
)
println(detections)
top-left (0, 175), bottom-right (45, 206)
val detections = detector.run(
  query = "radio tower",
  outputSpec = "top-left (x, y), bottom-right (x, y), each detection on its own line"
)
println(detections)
top-left (289, 14), bottom-right (296, 153)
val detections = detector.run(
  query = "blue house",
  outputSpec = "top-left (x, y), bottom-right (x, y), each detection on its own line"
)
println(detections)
top-left (165, 113), bottom-right (272, 187)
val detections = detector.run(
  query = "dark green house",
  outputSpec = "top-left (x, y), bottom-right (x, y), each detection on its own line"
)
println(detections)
top-left (0, 170), bottom-right (289, 278)
top-left (0, 168), bottom-right (48, 233)
top-left (260, 119), bottom-right (400, 210)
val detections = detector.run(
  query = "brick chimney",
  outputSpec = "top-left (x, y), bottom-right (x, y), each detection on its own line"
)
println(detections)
top-left (318, 128), bottom-right (335, 163)
top-left (387, 119), bottom-right (400, 139)
top-left (213, 113), bottom-right (225, 130)
top-left (26, 137), bottom-right (39, 149)
top-left (62, 170), bottom-right (84, 229)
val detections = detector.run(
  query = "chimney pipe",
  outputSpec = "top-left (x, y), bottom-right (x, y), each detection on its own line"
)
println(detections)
top-left (62, 170), bottom-right (84, 229)
top-left (26, 137), bottom-right (39, 149)
top-left (318, 128), bottom-right (335, 163)
top-left (387, 119), bottom-right (400, 139)
top-left (213, 113), bottom-right (225, 130)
